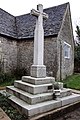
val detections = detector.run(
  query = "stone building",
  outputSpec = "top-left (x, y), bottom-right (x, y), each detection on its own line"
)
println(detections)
top-left (0, 2), bottom-right (74, 80)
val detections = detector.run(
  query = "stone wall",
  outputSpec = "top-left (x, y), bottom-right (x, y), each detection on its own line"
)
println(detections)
top-left (44, 37), bottom-right (57, 77)
top-left (0, 36), bottom-right (17, 73)
top-left (0, 35), bottom-right (58, 78)
top-left (17, 37), bottom-right (58, 78)
top-left (57, 5), bottom-right (74, 80)
top-left (17, 39), bottom-right (34, 75)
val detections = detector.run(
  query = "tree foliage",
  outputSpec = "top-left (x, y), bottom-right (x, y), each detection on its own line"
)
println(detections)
top-left (74, 25), bottom-right (80, 72)
top-left (75, 25), bottom-right (80, 44)
top-left (74, 45), bottom-right (80, 61)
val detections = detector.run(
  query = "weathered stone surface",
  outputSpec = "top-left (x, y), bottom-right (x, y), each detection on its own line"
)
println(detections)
top-left (17, 37), bottom-right (57, 78)
top-left (17, 39), bottom-right (33, 75)
top-left (8, 95), bottom-right (61, 117)
top-left (57, 82), bottom-right (63, 89)
top-left (0, 36), bottom-right (17, 73)
top-left (57, 4), bottom-right (74, 80)
top-left (54, 82), bottom-right (63, 89)
top-left (31, 4), bottom-right (48, 67)
top-left (61, 94), bottom-right (80, 106)
top-left (31, 65), bottom-right (46, 78)
top-left (6, 86), bottom-right (53, 104)
top-left (0, 35), bottom-right (58, 79)
top-left (6, 91), bottom-right (80, 117)
top-left (14, 80), bottom-right (53, 94)
top-left (54, 88), bottom-right (72, 99)
top-left (22, 76), bottom-right (55, 85)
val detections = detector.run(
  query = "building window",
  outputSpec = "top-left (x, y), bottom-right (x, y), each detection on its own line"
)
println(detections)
top-left (64, 42), bottom-right (71, 59)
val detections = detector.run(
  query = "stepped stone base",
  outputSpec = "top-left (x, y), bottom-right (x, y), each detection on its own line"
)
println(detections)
top-left (54, 88), bottom-right (72, 99)
top-left (22, 76), bottom-right (55, 85)
top-left (8, 96), bottom-right (61, 117)
top-left (6, 86), bottom-right (53, 104)
top-left (14, 80), bottom-right (53, 94)
top-left (7, 93), bottom-right (80, 117)
top-left (6, 76), bottom-right (80, 118)
top-left (60, 93), bottom-right (80, 106)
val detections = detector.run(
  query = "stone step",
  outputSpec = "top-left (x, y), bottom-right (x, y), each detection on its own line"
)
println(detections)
top-left (8, 95), bottom-right (61, 117)
top-left (6, 86), bottom-right (53, 104)
top-left (60, 93), bottom-right (80, 106)
top-left (14, 80), bottom-right (53, 94)
top-left (22, 76), bottom-right (55, 85)
top-left (54, 88), bottom-right (72, 99)
top-left (8, 93), bottom-right (80, 117)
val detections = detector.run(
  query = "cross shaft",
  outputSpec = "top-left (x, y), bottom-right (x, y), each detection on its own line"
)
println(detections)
top-left (30, 4), bottom-right (48, 78)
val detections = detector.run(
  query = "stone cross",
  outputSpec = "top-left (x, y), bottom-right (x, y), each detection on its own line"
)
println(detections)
top-left (30, 4), bottom-right (48, 78)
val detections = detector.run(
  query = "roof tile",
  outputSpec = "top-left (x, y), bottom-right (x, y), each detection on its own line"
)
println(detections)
top-left (0, 3), bottom-right (69, 39)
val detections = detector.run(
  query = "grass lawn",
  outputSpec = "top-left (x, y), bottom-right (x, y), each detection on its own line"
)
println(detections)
top-left (63, 73), bottom-right (80, 90)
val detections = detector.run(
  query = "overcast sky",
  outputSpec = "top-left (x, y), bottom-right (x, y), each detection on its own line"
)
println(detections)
top-left (0, 0), bottom-right (80, 38)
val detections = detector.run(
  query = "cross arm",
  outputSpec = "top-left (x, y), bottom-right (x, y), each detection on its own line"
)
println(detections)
top-left (42, 12), bottom-right (48, 19)
top-left (30, 9), bottom-right (40, 17)
top-left (30, 9), bottom-right (48, 19)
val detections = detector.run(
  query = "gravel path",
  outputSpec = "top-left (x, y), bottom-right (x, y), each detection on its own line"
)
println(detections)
top-left (55, 107), bottom-right (80, 120)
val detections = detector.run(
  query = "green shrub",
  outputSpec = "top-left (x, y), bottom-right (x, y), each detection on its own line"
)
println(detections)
top-left (0, 67), bottom-right (30, 86)
top-left (12, 68), bottom-right (29, 80)
top-left (0, 72), bottom-right (16, 86)
top-left (0, 93), bottom-right (27, 120)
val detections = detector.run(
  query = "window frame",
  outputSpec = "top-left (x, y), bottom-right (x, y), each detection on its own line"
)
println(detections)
top-left (64, 42), bottom-right (71, 59)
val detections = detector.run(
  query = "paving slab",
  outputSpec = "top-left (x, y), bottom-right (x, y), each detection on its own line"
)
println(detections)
top-left (71, 89), bottom-right (80, 94)
top-left (0, 108), bottom-right (11, 120)
top-left (60, 93), bottom-right (80, 106)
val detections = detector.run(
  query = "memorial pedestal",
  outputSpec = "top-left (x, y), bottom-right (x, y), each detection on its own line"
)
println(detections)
top-left (6, 76), bottom-right (80, 117)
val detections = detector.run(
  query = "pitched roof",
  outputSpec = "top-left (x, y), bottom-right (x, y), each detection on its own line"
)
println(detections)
top-left (0, 8), bottom-right (17, 38)
top-left (0, 3), bottom-right (69, 39)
